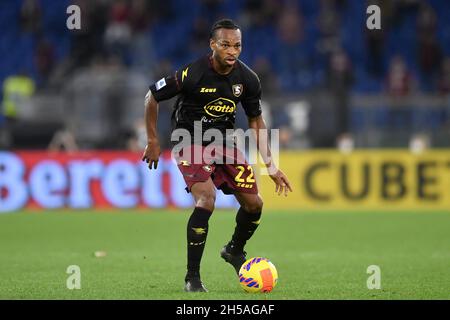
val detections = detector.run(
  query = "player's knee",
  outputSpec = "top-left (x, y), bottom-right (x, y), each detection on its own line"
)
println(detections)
top-left (243, 195), bottom-right (263, 213)
top-left (196, 191), bottom-right (216, 212)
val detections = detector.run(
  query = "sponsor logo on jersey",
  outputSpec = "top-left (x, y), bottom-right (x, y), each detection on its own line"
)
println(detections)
top-left (155, 78), bottom-right (166, 90)
top-left (232, 84), bottom-right (243, 97)
top-left (200, 87), bottom-right (217, 93)
top-left (203, 98), bottom-right (236, 118)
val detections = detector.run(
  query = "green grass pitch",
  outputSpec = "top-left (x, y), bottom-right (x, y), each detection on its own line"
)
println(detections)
top-left (0, 209), bottom-right (449, 299)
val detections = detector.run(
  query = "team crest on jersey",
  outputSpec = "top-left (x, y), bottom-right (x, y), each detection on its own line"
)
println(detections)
top-left (232, 84), bottom-right (243, 97)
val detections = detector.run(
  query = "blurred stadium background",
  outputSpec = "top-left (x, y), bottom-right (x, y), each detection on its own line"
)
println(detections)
top-left (1, 0), bottom-right (450, 211)
top-left (1, 0), bottom-right (450, 150)
top-left (0, 0), bottom-right (449, 299)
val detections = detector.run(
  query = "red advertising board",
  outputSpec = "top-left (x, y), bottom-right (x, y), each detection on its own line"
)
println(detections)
top-left (0, 151), bottom-right (237, 212)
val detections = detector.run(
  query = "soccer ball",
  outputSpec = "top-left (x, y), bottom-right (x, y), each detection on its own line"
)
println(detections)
top-left (238, 257), bottom-right (278, 293)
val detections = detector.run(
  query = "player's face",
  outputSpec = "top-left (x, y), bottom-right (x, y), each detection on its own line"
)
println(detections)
top-left (210, 28), bottom-right (242, 68)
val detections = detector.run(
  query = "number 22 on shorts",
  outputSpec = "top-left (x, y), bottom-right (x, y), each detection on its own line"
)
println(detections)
top-left (234, 165), bottom-right (255, 188)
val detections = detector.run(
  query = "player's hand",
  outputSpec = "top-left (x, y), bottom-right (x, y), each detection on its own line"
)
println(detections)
top-left (269, 168), bottom-right (292, 196)
top-left (142, 140), bottom-right (161, 170)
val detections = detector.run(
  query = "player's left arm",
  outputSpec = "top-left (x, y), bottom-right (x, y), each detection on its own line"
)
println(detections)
top-left (248, 115), bottom-right (292, 196)
top-left (242, 68), bottom-right (292, 196)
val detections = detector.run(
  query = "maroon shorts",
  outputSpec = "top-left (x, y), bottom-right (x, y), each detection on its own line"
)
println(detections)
top-left (174, 144), bottom-right (258, 194)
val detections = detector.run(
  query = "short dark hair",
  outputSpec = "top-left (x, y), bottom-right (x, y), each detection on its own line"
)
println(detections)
top-left (209, 19), bottom-right (240, 39)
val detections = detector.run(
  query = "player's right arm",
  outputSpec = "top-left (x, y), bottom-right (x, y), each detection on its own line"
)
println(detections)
top-left (141, 68), bottom-right (187, 170)
top-left (142, 90), bottom-right (161, 170)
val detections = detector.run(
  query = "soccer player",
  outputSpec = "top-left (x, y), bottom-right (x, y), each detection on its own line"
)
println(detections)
top-left (142, 19), bottom-right (292, 292)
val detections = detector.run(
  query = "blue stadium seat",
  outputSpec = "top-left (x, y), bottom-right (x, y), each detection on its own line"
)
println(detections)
top-left (0, 0), bottom-right (449, 96)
